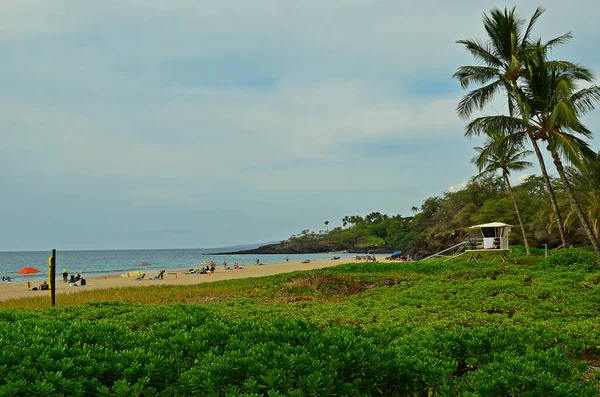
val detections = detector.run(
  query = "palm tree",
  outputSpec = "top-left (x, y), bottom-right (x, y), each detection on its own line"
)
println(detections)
top-left (467, 44), bottom-right (600, 255)
top-left (564, 152), bottom-right (600, 241)
top-left (324, 221), bottom-right (329, 232)
top-left (472, 132), bottom-right (533, 255)
top-left (454, 6), bottom-right (571, 247)
top-left (521, 44), bottom-right (600, 254)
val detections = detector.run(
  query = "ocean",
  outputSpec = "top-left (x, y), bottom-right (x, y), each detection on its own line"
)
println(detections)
top-left (0, 249), bottom-right (356, 283)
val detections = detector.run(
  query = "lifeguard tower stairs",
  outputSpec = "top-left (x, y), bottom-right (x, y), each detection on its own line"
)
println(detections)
top-left (420, 241), bottom-right (469, 262)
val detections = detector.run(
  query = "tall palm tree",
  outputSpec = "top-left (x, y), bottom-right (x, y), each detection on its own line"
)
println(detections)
top-left (521, 44), bottom-right (600, 254)
top-left (324, 221), bottom-right (329, 232)
top-left (454, 6), bottom-right (571, 247)
top-left (467, 45), bottom-right (600, 255)
top-left (472, 132), bottom-right (533, 255)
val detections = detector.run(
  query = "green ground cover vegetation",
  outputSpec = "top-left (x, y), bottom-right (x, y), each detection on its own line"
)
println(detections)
top-left (2, 249), bottom-right (600, 395)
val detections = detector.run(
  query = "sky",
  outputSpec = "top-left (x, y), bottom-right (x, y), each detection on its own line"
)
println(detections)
top-left (1, 0), bottom-right (599, 251)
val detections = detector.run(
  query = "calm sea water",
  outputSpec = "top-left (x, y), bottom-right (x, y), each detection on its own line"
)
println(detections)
top-left (0, 249), bottom-right (356, 283)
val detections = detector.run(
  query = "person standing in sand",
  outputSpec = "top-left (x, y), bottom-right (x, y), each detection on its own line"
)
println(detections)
top-left (256, 258), bottom-right (260, 266)
top-left (62, 268), bottom-right (68, 282)
top-left (286, 256), bottom-right (289, 262)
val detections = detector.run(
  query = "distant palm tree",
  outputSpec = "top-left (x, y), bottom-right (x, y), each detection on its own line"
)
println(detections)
top-left (324, 221), bottom-right (329, 232)
top-left (472, 132), bottom-right (533, 255)
top-left (455, 6), bottom-right (571, 247)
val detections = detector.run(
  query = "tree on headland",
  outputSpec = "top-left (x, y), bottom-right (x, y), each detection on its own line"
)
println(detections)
top-left (454, 6), bottom-right (570, 247)
top-left (472, 131), bottom-right (533, 255)
top-left (324, 221), bottom-right (329, 232)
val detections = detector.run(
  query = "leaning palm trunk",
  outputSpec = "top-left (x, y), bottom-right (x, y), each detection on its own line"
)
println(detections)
top-left (528, 132), bottom-right (568, 246)
top-left (510, 80), bottom-right (568, 247)
top-left (550, 149), bottom-right (600, 255)
top-left (503, 172), bottom-right (531, 255)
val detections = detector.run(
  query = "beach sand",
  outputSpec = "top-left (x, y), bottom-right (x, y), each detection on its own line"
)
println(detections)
top-left (0, 257), bottom-right (373, 302)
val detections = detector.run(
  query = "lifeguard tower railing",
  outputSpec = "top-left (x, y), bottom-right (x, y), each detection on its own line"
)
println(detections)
top-left (420, 241), bottom-right (468, 262)
top-left (465, 237), bottom-right (509, 250)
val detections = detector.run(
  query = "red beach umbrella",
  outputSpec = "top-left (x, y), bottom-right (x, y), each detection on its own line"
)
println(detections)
top-left (17, 267), bottom-right (41, 275)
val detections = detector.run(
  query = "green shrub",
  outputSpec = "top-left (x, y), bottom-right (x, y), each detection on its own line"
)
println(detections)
top-left (543, 248), bottom-right (599, 270)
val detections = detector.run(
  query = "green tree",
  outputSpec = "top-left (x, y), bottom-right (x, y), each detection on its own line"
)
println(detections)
top-left (472, 132), bottom-right (533, 255)
top-left (324, 221), bottom-right (329, 232)
top-left (454, 6), bottom-right (570, 247)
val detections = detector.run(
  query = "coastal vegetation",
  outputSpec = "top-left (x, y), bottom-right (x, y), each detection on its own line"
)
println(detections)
top-left (242, 165), bottom-right (599, 257)
top-left (1, 251), bottom-right (600, 395)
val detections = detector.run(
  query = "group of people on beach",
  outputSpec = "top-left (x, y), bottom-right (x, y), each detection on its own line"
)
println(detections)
top-left (355, 255), bottom-right (377, 262)
top-left (62, 268), bottom-right (85, 284)
top-left (223, 261), bottom-right (244, 270)
top-left (388, 255), bottom-right (411, 262)
top-left (189, 262), bottom-right (216, 274)
top-left (2, 276), bottom-right (11, 282)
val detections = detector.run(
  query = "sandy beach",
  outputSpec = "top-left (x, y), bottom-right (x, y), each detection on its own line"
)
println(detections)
top-left (0, 258), bottom-right (369, 302)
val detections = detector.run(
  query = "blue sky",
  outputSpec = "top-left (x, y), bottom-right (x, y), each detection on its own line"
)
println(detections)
top-left (2, 0), bottom-right (599, 251)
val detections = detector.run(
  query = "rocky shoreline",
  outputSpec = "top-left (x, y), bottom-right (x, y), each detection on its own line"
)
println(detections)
top-left (214, 243), bottom-right (393, 255)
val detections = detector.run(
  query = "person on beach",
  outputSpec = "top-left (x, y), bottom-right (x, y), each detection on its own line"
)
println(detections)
top-left (286, 256), bottom-right (289, 262)
top-left (62, 268), bottom-right (68, 282)
top-left (256, 258), bottom-right (260, 266)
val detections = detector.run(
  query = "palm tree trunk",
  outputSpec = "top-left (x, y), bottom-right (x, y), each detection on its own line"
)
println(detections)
top-left (503, 172), bottom-right (531, 256)
top-left (509, 82), bottom-right (567, 246)
top-left (528, 133), bottom-right (568, 246)
top-left (549, 148), bottom-right (600, 256)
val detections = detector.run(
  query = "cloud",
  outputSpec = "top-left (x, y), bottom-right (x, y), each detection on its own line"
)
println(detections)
top-left (1, 0), bottom-right (599, 250)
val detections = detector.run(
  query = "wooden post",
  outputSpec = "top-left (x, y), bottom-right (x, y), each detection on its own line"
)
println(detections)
top-left (51, 249), bottom-right (56, 307)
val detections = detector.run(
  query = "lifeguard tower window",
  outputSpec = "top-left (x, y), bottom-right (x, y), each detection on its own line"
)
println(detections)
top-left (481, 227), bottom-right (496, 237)
top-left (481, 227), bottom-right (500, 249)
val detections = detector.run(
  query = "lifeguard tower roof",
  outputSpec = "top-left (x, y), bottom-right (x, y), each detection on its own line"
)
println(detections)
top-left (469, 222), bottom-right (513, 229)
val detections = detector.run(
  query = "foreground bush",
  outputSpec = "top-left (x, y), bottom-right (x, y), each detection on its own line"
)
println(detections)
top-left (0, 302), bottom-right (596, 396)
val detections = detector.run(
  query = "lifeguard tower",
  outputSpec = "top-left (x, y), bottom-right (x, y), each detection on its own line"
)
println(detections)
top-left (465, 222), bottom-right (513, 263)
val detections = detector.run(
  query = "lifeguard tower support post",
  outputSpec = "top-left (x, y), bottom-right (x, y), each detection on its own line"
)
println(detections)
top-left (465, 222), bottom-right (513, 263)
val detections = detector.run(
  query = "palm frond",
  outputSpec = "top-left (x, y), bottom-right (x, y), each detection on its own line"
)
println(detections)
top-left (507, 160), bottom-right (534, 171)
top-left (548, 131), bottom-right (594, 168)
top-left (544, 32), bottom-right (574, 51)
top-left (465, 115), bottom-right (526, 138)
top-left (453, 66), bottom-right (499, 88)
top-left (484, 7), bottom-right (522, 61)
top-left (456, 80), bottom-right (503, 119)
top-left (456, 39), bottom-right (504, 68)
top-left (521, 6), bottom-right (545, 46)
top-left (571, 86), bottom-right (600, 114)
